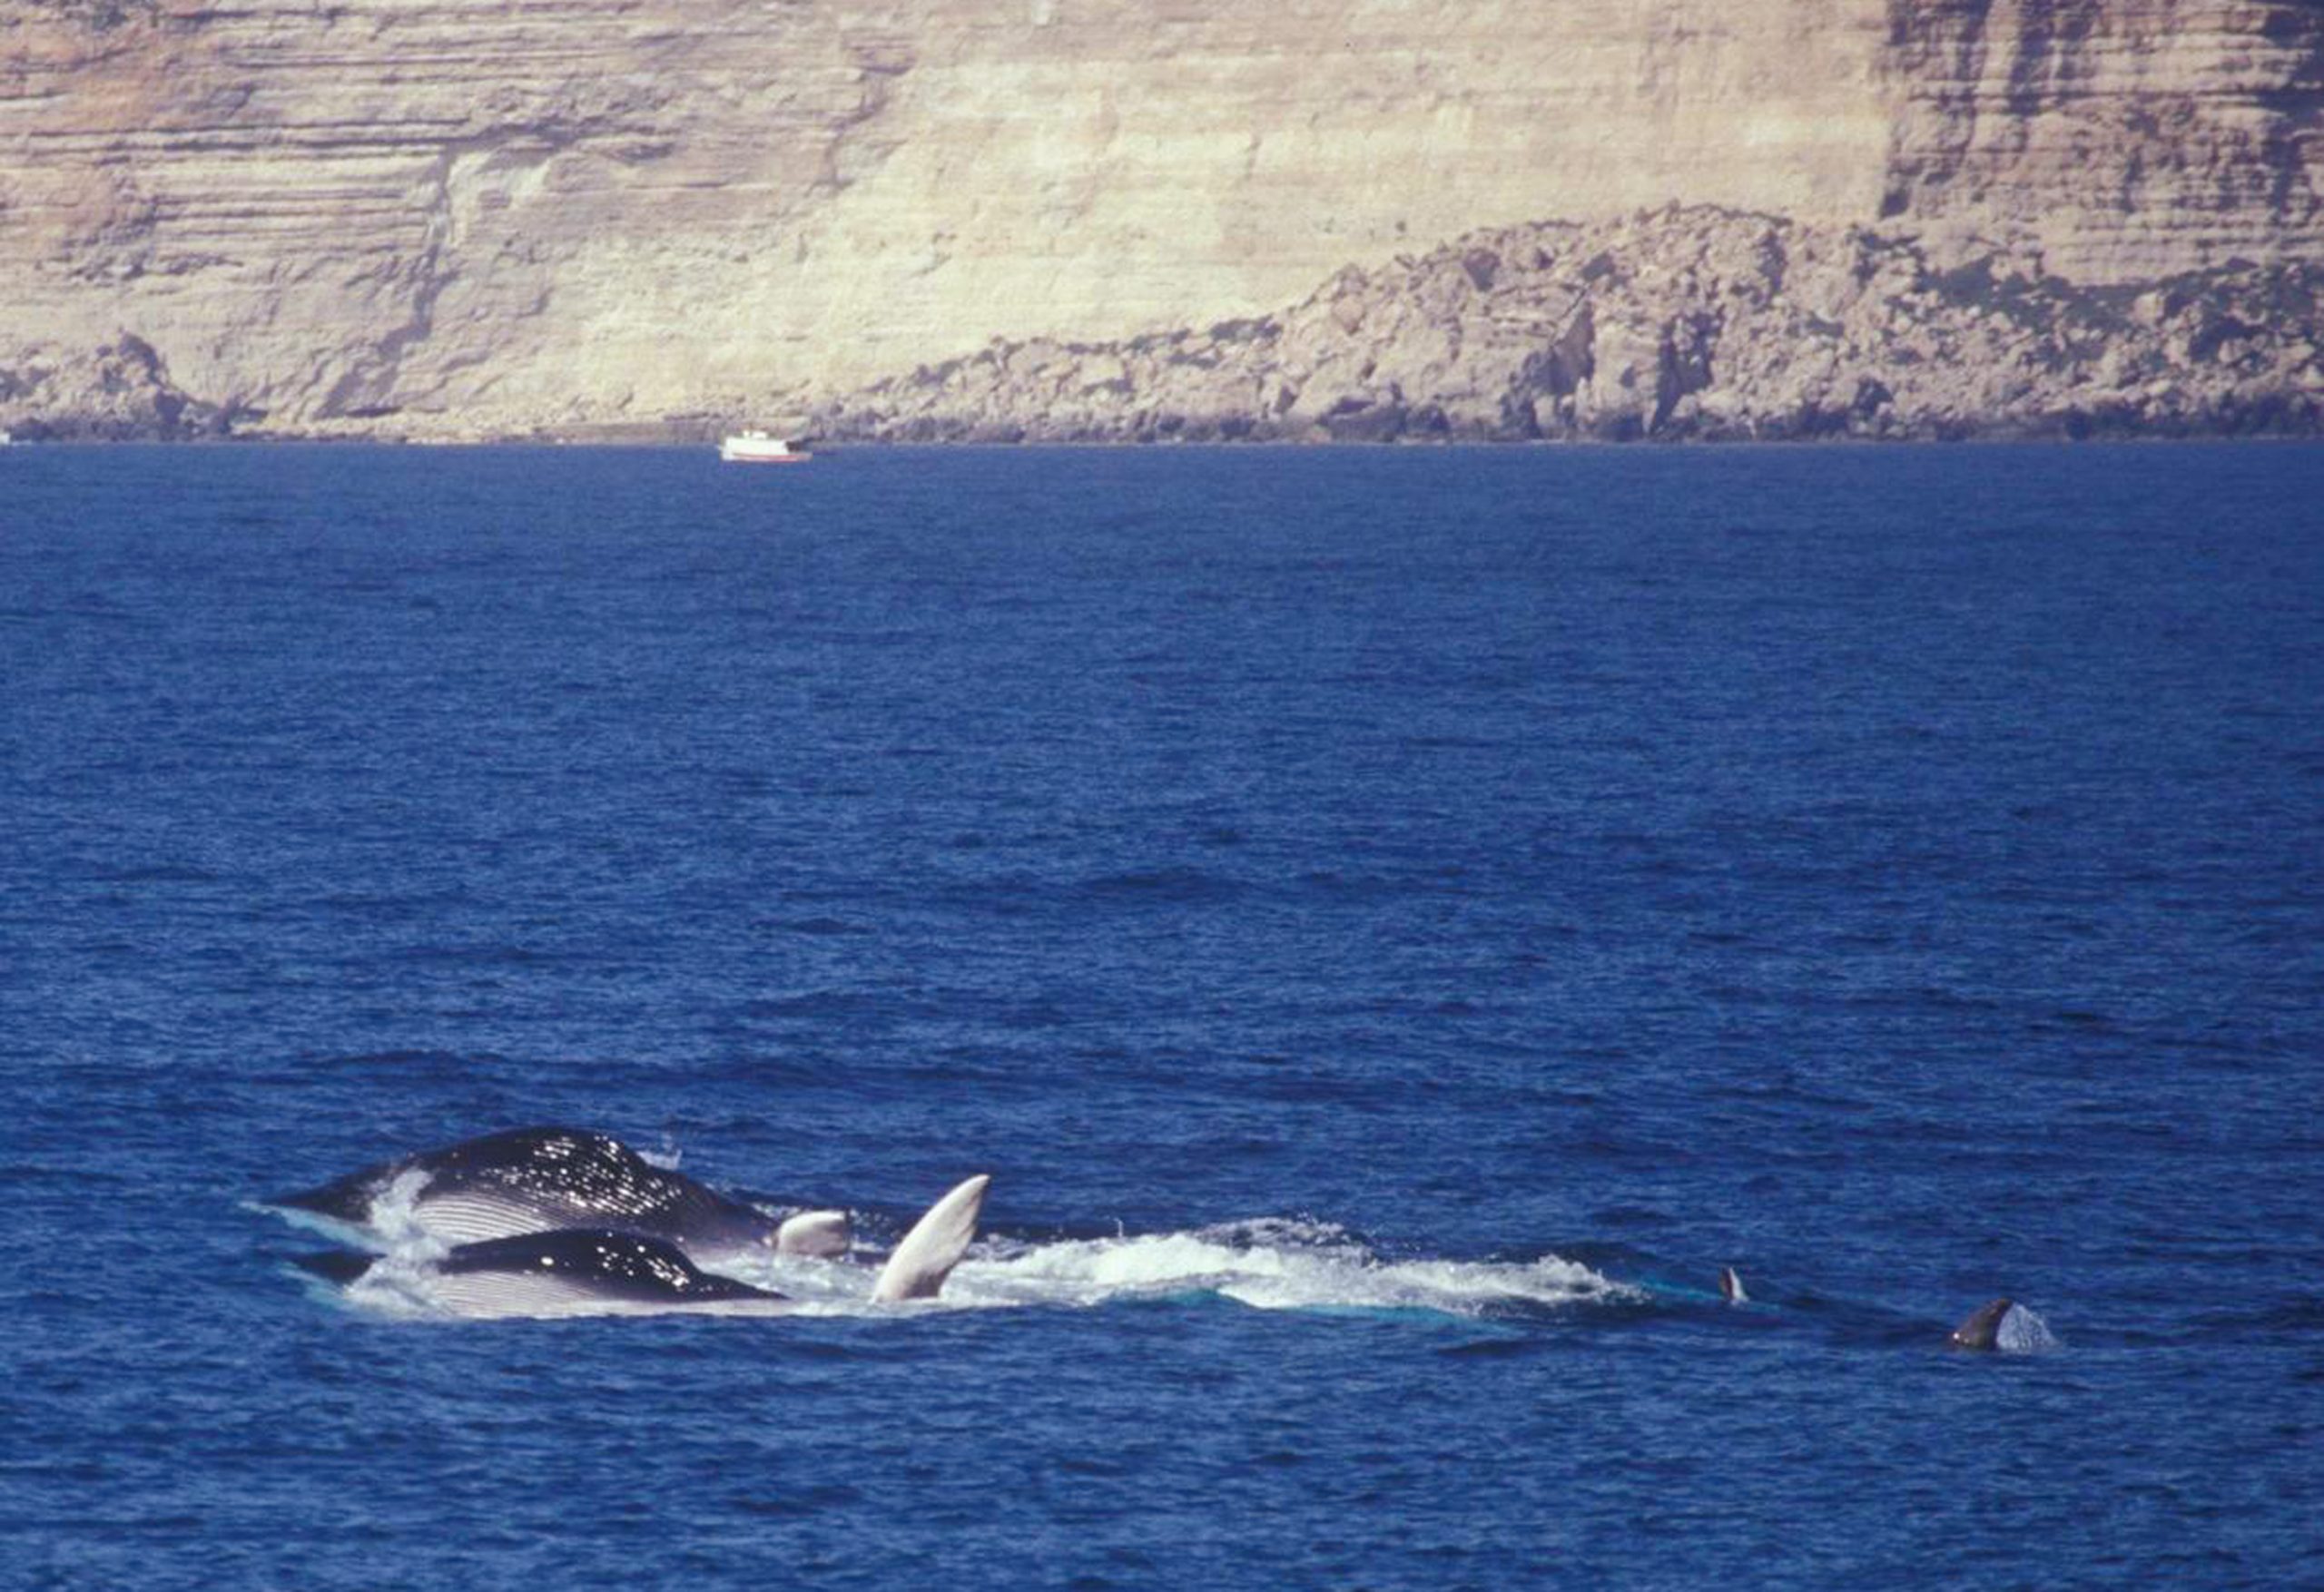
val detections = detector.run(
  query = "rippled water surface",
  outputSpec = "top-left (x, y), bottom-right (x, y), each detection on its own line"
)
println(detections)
top-left (3, 444), bottom-right (2319, 1587)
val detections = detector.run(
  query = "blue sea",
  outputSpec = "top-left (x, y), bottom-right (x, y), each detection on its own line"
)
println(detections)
top-left (2, 443), bottom-right (2319, 1588)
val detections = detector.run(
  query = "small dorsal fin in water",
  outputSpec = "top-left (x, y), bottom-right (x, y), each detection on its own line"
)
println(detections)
top-left (872, 1175), bottom-right (990, 1302)
top-left (1718, 1265), bottom-right (1748, 1305)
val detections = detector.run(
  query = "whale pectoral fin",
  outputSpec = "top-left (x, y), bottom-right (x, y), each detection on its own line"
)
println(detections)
top-left (777, 1210), bottom-right (852, 1258)
top-left (871, 1175), bottom-right (990, 1302)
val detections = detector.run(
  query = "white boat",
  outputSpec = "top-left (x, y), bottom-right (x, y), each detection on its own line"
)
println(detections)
top-left (720, 428), bottom-right (810, 464)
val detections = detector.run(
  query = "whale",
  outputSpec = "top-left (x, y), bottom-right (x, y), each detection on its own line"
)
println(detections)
top-left (296, 1228), bottom-right (793, 1317)
top-left (1949, 1296), bottom-right (2054, 1353)
top-left (268, 1125), bottom-right (851, 1260)
top-left (294, 1174), bottom-right (992, 1319)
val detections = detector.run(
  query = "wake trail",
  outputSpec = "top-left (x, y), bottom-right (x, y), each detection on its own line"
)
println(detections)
top-left (707, 1216), bottom-right (1635, 1321)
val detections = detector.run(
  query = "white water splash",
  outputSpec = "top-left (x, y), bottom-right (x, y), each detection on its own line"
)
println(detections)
top-left (291, 1171), bottom-right (458, 1318)
top-left (723, 1216), bottom-right (1632, 1320)
top-left (1994, 1302), bottom-right (2061, 1354)
top-left (338, 1251), bottom-right (464, 1320)
top-left (365, 1170), bottom-right (451, 1254)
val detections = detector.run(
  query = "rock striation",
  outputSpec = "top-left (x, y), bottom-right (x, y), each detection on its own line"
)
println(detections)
top-left (1, 0), bottom-right (2319, 438)
top-left (812, 205), bottom-right (2324, 443)
top-left (1882, 0), bottom-right (2324, 283)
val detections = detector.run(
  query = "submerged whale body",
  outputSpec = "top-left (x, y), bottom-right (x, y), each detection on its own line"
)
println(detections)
top-left (269, 1125), bottom-right (836, 1257)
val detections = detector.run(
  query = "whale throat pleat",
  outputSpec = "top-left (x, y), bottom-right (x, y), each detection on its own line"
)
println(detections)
top-left (410, 1188), bottom-right (571, 1245)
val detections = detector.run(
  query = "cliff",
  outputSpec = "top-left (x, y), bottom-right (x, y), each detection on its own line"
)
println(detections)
top-left (2, 0), bottom-right (2319, 439)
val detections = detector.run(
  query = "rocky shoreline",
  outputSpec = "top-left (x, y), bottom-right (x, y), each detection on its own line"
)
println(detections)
top-left (809, 207), bottom-right (2323, 447)
top-left (7, 206), bottom-right (2319, 447)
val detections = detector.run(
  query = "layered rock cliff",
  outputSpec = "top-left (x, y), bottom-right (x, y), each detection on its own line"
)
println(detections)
top-left (2, 0), bottom-right (2319, 438)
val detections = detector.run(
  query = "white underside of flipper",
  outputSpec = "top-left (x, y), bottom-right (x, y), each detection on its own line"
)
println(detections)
top-left (776, 1210), bottom-right (852, 1258)
top-left (872, 1174), bottom-right (990, 1302)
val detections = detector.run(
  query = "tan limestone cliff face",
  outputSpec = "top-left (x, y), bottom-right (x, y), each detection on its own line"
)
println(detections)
top-left (1882, 0), bottom-right (2324, 280)
top-left (0, 0), bottom-right (2318, 435)
top-left (810, 3), bottom-right (1897, 368)
top-left (2, 0), bottom-right (915, 427)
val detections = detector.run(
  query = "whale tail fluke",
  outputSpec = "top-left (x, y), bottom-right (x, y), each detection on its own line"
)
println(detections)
top-left (1718, 1265), bottom-right (1748, 1305)
top-left (872, 1174), bottom-right (990, 1302)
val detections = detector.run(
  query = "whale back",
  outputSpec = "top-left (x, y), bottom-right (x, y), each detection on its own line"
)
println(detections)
top-left (290, 1229), bottom-right (790, 1319)
top-left (271, 1127), bottom-right (776, 1252)
top-left (439, 1229), bottom-right (789, 1318)
top-left (439, 1229), bottom-right (781, 1302)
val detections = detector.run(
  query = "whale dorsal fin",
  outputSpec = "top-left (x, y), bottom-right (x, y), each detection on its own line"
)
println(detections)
top-left (1718, 1266), bottom-right (1748, 1304)
top-left (872, 1175), bottom-right (990, 1302)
